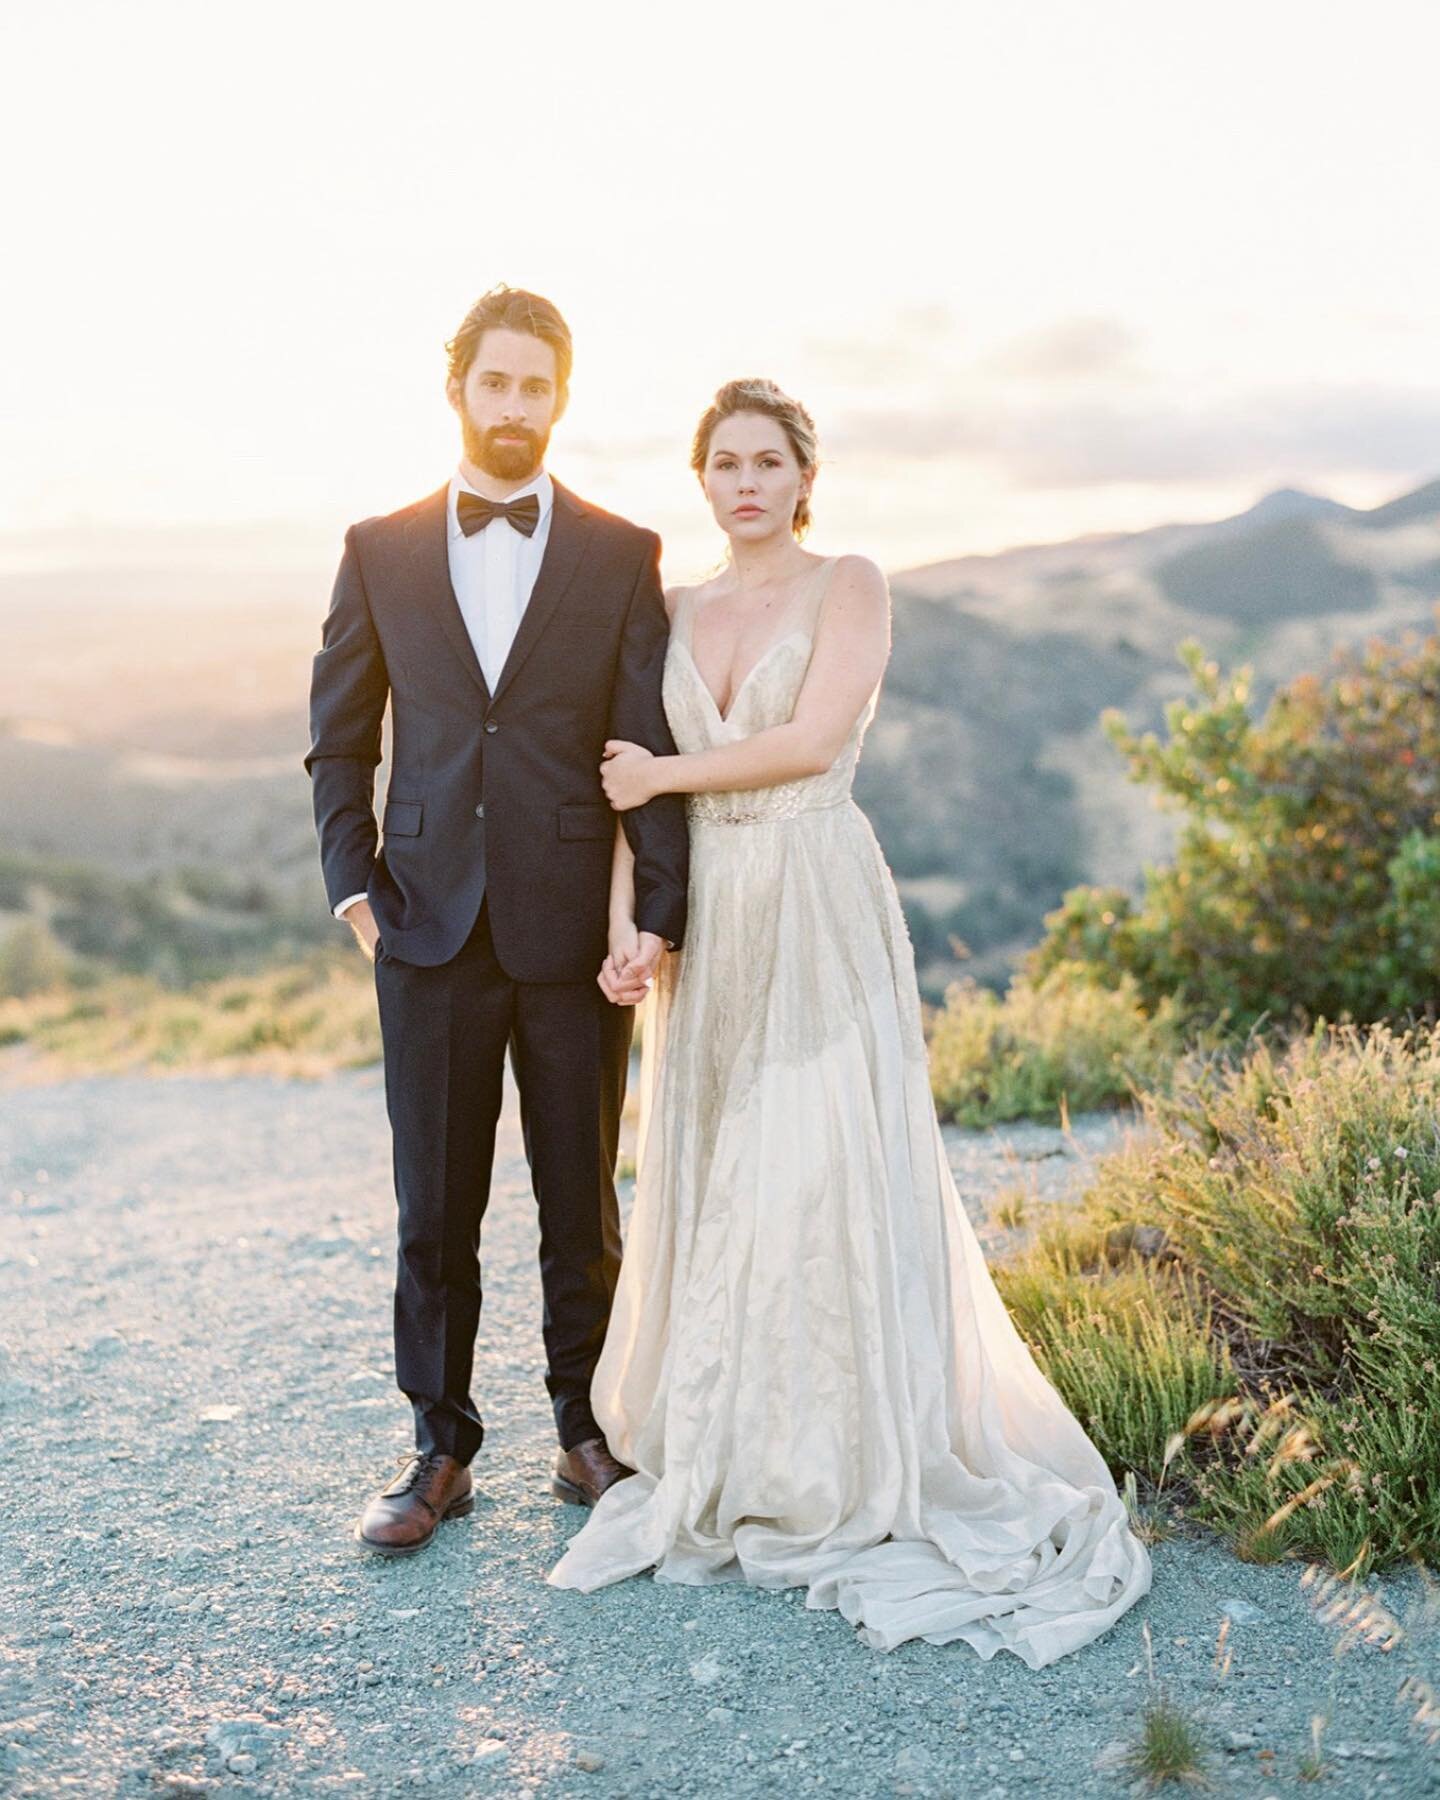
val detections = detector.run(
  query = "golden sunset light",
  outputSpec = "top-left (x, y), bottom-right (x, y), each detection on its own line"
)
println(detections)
top-left (5, 6), bottom-right (1440, 1792)
top-left (3, 0), bottom-right (1437, 577)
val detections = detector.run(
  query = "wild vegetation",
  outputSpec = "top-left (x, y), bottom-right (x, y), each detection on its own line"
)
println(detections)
top-left (1035, 628), bottom-right (1440, 1035)
top-left (998, 1021), bottom-right (1440, 1574)
top-left (0, 948), bottom-right (377, 1076)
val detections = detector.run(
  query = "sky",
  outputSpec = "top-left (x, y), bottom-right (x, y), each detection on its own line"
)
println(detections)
top-left (2, 0), bottom-right (1438, 579)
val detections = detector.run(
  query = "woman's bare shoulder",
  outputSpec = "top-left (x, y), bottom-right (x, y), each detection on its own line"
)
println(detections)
top-left (821, 553), bottom-right (890, 620)
top-left (664, 572), bottom-right (730, 621)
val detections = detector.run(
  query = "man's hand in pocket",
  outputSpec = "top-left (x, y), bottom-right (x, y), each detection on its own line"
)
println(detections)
top-left (339, 898), bottom-right (382, 962)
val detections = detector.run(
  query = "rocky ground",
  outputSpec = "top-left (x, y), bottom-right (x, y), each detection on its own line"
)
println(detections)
top-left (1, 1072), bottom-right (1437, 1798)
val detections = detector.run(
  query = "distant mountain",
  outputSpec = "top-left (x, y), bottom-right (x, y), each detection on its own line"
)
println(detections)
top-left (1225, 487), bottom-right (1354, 529)
top-left (861, 476), bottom-right (1440, 984)
top-left (4, 478), bottom-right (1438, 993)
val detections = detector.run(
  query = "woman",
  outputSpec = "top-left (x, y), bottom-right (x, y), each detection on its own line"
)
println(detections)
top-left (547, 379), bottom-right (1151, 1668)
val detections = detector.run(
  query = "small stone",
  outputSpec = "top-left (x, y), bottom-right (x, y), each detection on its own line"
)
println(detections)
top-left (575, 1751), bottom-right (604, 1772)
top-left (1225, 1731), bottom-right (1257, 1752)
top-left (359, 1671), bottom-right (382, 1688)
top-left (1219, 1597), bottom-right (1264, 1624)
top-left (1009, 1747), bottom-right (1025, 1761)
top-left (198, 1405), bottom-right (240, 1423)
top-left (689, 1652), bottom-right (726, 1686)
top-left (1092, 1740), bottom-right (1131, 1771)
top-left (472, 1739), bottom-right (508, 1765)
top-left (226, 1754), bottom-right (257, 1776)
top-left (706, 1706), bottom-right (733, 1723)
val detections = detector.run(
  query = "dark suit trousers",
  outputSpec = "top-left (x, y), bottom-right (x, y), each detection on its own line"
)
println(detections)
top-left (373, 900), bottom-right (632, 1460)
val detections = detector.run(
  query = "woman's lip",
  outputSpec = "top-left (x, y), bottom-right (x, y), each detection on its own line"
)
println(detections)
top-left (734, 505), bottom-right (764, 515)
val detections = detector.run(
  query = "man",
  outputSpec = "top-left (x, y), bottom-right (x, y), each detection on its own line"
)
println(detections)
top-left (306, 285), bottom-right (688, 1555)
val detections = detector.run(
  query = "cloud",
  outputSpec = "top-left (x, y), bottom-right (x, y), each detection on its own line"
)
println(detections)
top-left (826, 384), bottom-right (1440, 488)
top-left (984, 316), bottom-right (1140, 381)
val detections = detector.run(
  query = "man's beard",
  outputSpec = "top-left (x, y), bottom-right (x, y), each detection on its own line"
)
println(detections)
top-left (462, 416), bottom-right (549, 482)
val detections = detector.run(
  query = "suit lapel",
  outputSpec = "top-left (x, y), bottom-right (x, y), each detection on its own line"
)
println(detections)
top-left (403, 485), bottom-right (492, 702)
top-left (490, 479), bottom-right (595, 705)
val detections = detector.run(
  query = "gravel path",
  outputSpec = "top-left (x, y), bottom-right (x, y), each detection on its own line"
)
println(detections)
top-left (1, 1074), bottom-right (1436, 1798)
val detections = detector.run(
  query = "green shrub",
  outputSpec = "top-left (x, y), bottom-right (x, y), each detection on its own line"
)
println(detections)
top-left (0, 920), bottom-right (73, 998)
top-left (928, 963), bottom-right (1189, 1126)
top-left (997, 1020), bottom-right (1440, 1572)
top-left (1032, 624), bottom-right (1440, 1033)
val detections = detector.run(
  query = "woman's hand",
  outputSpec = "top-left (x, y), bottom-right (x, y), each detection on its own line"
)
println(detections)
top-left (601, 740), bottom-right (659, 811)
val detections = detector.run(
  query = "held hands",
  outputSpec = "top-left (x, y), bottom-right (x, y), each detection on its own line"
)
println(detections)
top-left (601, 740), bottom-right (659, 812)
top-left (597, 926), bottom-right (666, 1007)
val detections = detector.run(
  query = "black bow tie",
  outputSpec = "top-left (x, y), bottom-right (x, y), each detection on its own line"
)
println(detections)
top-left (457, 490), bottom-right (542, 539)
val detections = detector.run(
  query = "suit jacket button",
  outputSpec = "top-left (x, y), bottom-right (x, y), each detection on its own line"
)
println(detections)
top-left (474, 804), bottom-right (485, 819)
top-left (484, 720), bottom-right (499, 734)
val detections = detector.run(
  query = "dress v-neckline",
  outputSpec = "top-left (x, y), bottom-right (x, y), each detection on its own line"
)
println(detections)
top-left (681, 558), bottom-right (837, 725)
top-left (678, 630), bottom-right (811, 727)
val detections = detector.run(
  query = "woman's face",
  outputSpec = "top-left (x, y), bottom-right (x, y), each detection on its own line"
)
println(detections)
top-left (701, 412), bottom-right (809, 543)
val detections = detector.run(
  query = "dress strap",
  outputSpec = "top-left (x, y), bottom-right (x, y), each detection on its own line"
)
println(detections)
top-left (800, 556), bottom-right (841, 632)
top-left (669, 584), bottom-right (698, 648)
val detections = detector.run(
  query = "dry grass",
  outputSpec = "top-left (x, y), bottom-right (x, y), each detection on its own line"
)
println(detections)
top-left (0, 953), bottom-right (380, 1079)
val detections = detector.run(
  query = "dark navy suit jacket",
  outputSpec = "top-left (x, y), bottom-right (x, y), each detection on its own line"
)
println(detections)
top-left (305, 478), bottom-right (689, 980)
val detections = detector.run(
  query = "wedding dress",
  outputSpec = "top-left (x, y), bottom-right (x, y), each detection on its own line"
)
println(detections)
top-left (547, 558), bottom-right (1152, 1667)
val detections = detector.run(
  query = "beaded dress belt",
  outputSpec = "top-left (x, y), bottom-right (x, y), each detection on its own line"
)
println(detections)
top-left (687, 795), bottom-right (852, 827)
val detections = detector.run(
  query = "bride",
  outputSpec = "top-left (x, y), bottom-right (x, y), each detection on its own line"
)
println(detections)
top-left (546, 378), bottom-right (1151, 1667)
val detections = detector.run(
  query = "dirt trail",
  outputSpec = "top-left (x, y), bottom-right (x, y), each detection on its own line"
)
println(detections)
top-left (1, 1074), bottom-right (1433, 1797)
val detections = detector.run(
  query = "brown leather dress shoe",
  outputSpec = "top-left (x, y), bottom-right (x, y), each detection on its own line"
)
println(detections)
top-left (354, 1451), bottom-right (474, 1556)
top-left (552, 1437), bottom-right (634, 1507)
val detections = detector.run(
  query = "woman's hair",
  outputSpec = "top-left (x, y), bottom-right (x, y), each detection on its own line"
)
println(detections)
top-left (445, 284), bottom-right (573, 402)
top-left (690, 378), bottom-right (819, 540)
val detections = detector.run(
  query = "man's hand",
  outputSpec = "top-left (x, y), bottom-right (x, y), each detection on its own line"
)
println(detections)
top-left (340, 897), bottom-right (382, 961)
top-left (597, 930), bottom-right (666, 1006)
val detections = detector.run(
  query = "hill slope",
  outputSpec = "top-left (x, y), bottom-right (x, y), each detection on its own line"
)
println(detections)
top-left (5, 479), bottom-right (1439, 990)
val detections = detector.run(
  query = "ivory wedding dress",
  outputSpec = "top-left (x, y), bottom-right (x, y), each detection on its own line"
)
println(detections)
top-left (548, 558), bottom-right (1152, 1667)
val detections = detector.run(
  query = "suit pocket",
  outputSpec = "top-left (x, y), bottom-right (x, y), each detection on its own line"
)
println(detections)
top-left (557, 802), bottom-right (612, 841)
top-left (382, 799), bottom-right (423, 837)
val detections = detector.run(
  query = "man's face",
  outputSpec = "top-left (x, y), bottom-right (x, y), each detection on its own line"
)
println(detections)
top-left (448, 327), bottom-right (564, 481)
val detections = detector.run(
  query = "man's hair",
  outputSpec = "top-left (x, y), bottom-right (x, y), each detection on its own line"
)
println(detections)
top-left (445, 285), bottom-right (573, 400)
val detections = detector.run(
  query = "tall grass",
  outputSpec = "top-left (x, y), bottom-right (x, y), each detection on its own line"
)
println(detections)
top-left (997, 1020), bottom-right (1440, 1571)
top-left (928, 964), bottom-right (1189, 1127)
top-left (0, 952), bottom-right (380, 1076)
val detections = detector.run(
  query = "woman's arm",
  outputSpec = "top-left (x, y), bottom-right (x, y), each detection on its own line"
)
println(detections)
top-left (597, 819), bottom-right (651, 1006)
top-left (602, 557), bottom-right (890, 808)
top-left (608, 819), bottom-right (637, 955)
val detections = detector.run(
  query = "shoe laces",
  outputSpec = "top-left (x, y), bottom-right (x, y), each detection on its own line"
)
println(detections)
top-left (391, 1450), bottom-right (445, 1493)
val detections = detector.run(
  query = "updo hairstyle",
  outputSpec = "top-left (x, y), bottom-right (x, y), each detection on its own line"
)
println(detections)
top-left (690, 378), bottom-right (819, 540)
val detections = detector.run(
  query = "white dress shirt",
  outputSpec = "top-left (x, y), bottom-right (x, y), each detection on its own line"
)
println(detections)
top-left (332, 466), bottom-right (555, 920)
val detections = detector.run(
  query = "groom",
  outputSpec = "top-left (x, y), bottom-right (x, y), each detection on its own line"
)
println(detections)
top-left (306, 285), bottom-right (688, 1555)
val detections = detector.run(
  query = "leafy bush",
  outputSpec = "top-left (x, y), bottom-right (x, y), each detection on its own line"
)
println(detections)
top-left (997, 1020), bottom-right (1440, 1572)
top-left (1032, 625), bottom-right (1440, 1033)
top-left (928, 964), bottom-right (1189, 1126)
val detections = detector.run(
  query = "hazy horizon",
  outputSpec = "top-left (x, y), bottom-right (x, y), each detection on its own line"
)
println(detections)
top-left (1, 469), bottom-right (1434, 595)
top-left (4, 0), bottom-right (1438, 579)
